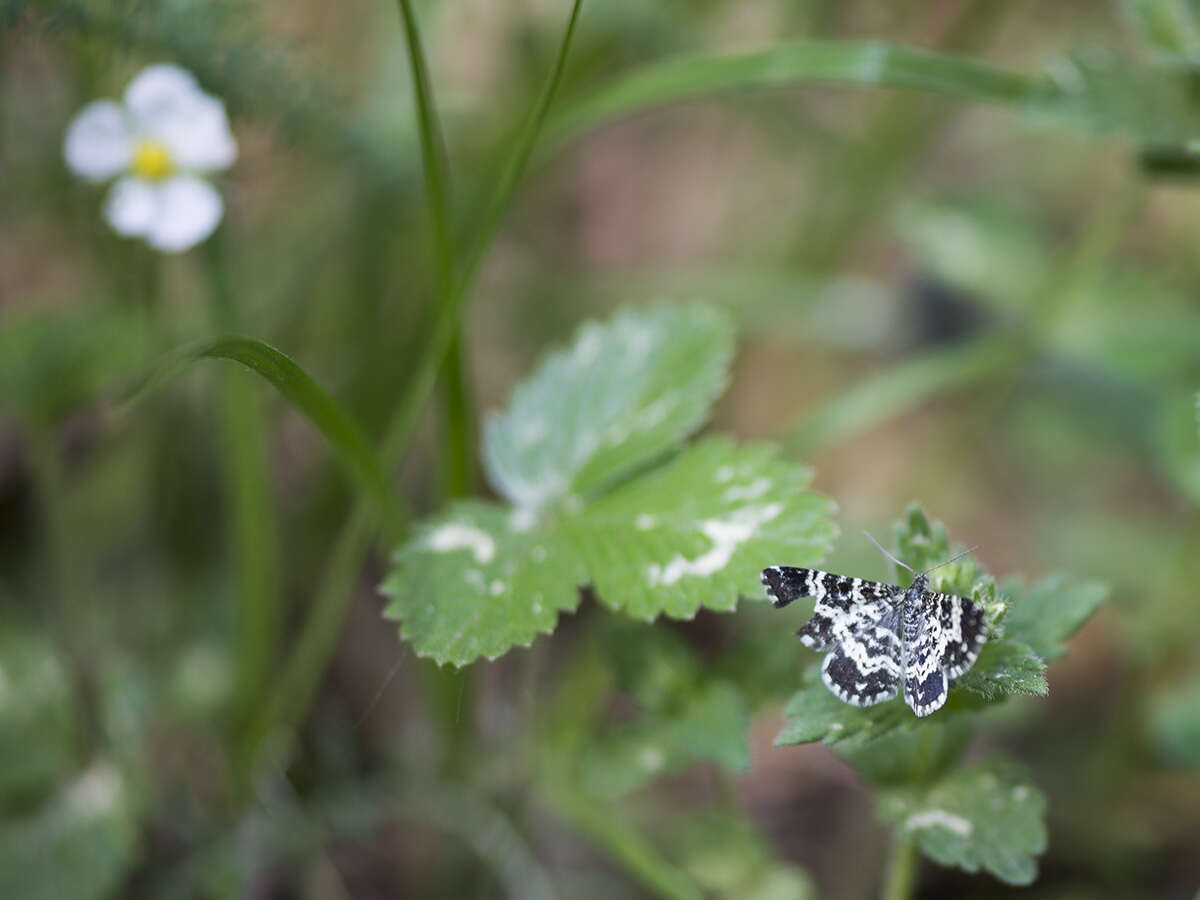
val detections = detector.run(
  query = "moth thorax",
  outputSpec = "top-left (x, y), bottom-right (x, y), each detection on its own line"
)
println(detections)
top-left (902, 575), bottom-right (926, 643)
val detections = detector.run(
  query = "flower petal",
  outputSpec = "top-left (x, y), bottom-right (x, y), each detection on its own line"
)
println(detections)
top-left (124, 64), bottom-right (200, 121)
top-left (63, 100), bottom-right (132, 181)
top-left (147, 176), bottom-right (223, 252)
top-left (149, 93), bottom-right (237, 172)
top-left (104, 177), bottom-right (158, 236)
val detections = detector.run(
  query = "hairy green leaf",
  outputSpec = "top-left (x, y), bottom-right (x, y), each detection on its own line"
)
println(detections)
top-left (381, 501), bottom-right (585, 666)
top-left (953, 640), bottom-right (1048, 701)
top-left (775, 668), bottom-right (922, 750)
top-left (484, 305), bottom-right (733, 511)
top-left (561, 439), bottom-right (835, 620)
top-left (0, 764), bottom-right (138, 900)
top-left (878, 760), bottom-right (1047, 885)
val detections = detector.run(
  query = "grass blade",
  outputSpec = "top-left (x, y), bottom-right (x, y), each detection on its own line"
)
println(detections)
top-left (126, 336), bottom-right (406, 542)
top-left (548, 39), bottom-right (1046, 147)
top-left (783, 336), bottom-right (1019, 455)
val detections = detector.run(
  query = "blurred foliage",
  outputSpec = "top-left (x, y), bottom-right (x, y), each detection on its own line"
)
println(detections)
top-left (3, 0), bottom-right (1200, 897)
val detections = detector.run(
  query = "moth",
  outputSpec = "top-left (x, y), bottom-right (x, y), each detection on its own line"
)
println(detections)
top-left (762, 536), bottom-right (988, 717)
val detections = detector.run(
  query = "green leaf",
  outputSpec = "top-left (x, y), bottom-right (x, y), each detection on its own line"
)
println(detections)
top-left (775, 668), bottom-right (923, 750)
top-left (484, 305), bottom-right (734, 511)
top-left (878, 760), bottom-right (1047, 885)
top-left (0, 631), bottom-right (77, 802)
top-left (0, 764), bottom-right (138, 900)
top-left (1000, 575), bottom-right (1108, 660)
top-left (128, 336), bottom-right (405, 540)
top-left (561, 439), bottom-right (835, 620)
top-left (581, 682), bottom-right (749, 797)
top-left (385, 306), bottom-right (834, 666)
top-left (953, 640), bottom-right (1048, 702)
top-left (549, 40), bottom-right (1044, 147)
top-left (1148, 670), bottom-right (1200, 768)
top-left (381, 500), bottom-right (585, 666)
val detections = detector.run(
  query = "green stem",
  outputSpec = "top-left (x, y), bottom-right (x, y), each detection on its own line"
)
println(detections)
top-left (880, 834), bottom-right (919, 900)
top-left (394, 0), bottom-right (474, 502)
top-left (395, 0), bottom-right (454, 282)
top-left (203, 240), bottom-right (283, 749)
top-left (243, 0), bottom-right (584, 769)
top-left (439, 330), bottom-right (475, 498)
top-left (242, 505), bottom-right (374, 759)
top-left (26, 427), bottom-right (100, 744)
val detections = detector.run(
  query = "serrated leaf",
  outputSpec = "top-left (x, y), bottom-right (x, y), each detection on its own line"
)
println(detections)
top-left (483, 305), bottom-right (733, 512)
top-left (878, 760), bottom-right (1047, 885)
top-left (0, 631), bottom-right (77, 802)
top-left (561, 439), bottom-right (836, 620)
top-left (775, 668), bottom-right (923, 750)
top-left (385, 306), bottom-right (836, 667)
top-left (381, 501), bottom-right (585, 666)
top-left (582, 682), bottom-right (749, 797)
top-left (0, 764), bottom-right (138, 900)
top-left (1000, 575), bottom-right (1108, 660)
top-left (954, 640), bottom-right (1048, 701)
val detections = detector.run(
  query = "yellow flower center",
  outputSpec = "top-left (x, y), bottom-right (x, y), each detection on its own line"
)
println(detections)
top-left (131, 140), bottom-right (174, 181)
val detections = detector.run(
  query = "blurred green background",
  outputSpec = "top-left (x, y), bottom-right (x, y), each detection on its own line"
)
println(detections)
top-left (3, 0), bottom-right (1200, 897)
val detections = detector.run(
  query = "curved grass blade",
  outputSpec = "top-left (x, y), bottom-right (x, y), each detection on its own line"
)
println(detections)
top-left (125, 336), bottom-right (406, 541)
top-left (548, 39), bottom-right (1049, 147)
top-left (783, 335), bottom-right (1018, 455)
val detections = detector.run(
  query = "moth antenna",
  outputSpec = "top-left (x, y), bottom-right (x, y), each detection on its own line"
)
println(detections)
top-left (922, 545), bottom-right (979, 577)
top-left (862, 530), bottom-right (914, 575)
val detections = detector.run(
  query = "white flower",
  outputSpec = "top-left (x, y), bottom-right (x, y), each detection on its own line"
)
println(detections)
top-left (64, 64), bottom-right (236, 253)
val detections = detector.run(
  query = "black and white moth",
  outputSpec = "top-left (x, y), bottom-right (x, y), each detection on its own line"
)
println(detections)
top-left (762, 545), bottom-right (987, 717)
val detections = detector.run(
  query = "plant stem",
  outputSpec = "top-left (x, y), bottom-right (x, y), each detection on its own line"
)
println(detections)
top-left (203, 239), bottom-right (283, 759)
top-left (243, 0), bottom-right (585, 769)
top-left (393, 0), bottom-right (475, 499)
top-left (439, 330), bottom-right (475, 498)
top-left (880, 834), bottom-right (919, 900)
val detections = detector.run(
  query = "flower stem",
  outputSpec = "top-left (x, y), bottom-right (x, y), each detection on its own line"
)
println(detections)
top-left (242, 0), bottom-right (585, 769)
top-left (881, 835), bottom-right (919, 900)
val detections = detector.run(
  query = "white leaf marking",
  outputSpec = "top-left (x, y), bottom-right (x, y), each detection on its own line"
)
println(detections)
top-left (428, 523), bottom-right (496, 564)
top-left (904, 809), bottom-right (973, 837)
top-left (722, 477), bottom-right (771, 502)
top-left (648, 504), bottom-right (783, 585)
